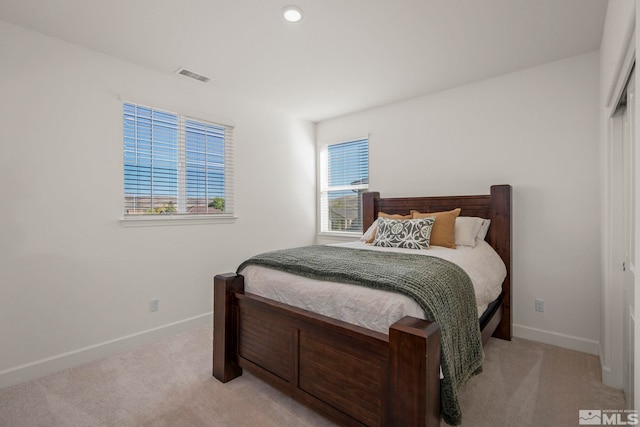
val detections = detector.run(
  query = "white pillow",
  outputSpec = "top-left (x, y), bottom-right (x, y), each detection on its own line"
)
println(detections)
top-left (360, 219), bottom-right (378, 242)
top-left (477, 219), bottom-right (491, 240)
top-left (455, 217), bottom-right (484, 247)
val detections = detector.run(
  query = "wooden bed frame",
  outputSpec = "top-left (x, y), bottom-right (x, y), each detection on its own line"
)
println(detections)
top-left (213, 184), bottom-right (511, 426)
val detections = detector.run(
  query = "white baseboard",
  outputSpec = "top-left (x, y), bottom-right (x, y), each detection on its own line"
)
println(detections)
top-left (513, 323), bottom-right (600, 355)
top-left (0, 312), bottom-right (213, 389)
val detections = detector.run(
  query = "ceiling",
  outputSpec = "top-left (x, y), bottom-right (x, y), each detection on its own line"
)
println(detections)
top-left (0, 0), bottom-right (608, 122)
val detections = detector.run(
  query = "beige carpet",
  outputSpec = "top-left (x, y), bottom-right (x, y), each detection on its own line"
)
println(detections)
top-left (0, 325), bottom-right (625, 427)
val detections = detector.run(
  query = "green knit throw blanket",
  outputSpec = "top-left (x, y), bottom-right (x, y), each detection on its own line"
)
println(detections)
top-left (237, 245), bottom-right (483, 425)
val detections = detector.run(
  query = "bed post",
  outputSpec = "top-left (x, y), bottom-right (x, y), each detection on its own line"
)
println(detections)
top-left (213, 273), bottom-right (244, 382)
top-left (362, 191), bottom-right (380, 232)
top-left (386, 317), bottom-right (441, 427)
top-left (489, 185), bottom-right (512, 340)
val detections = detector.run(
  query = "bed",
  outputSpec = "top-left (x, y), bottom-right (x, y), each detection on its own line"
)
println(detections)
top-left (213, 184), bottom-right (511, 426)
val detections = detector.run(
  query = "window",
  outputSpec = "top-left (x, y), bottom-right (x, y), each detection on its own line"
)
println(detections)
top-left (320, 137), bottom-right (369, 233)
top-left (123, 103), bottom-right (234, 220)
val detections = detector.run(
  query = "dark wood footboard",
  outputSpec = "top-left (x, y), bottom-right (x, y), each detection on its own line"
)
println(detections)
top-left (213, 273), bottom-right (441, 427)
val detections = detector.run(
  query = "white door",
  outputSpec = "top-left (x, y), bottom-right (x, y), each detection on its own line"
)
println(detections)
top-left (621, 69), bottom-right (636, 408)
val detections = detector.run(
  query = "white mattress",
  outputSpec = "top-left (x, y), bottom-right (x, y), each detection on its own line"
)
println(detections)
top-left (240, 240), bottom-right (506, 335)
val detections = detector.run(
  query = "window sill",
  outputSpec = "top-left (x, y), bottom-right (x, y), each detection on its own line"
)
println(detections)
top-left (120, 214), bottom-right (237, 227)
top-left (318, 231), bottom-right (362, 239)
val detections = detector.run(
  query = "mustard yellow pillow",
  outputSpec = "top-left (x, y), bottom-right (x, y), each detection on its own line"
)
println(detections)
top-left (378, 212), bottom-right (412, 220)
top-left (364, 212), bottom-right (412, 243)
top-left (411, 208), bottom-right (461, 249)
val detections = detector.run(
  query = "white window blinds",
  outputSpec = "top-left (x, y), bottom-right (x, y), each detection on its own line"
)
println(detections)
top-left (320, 138), bottom-right (369, 233)
top-left (123, 103), bottom-right (234, 217)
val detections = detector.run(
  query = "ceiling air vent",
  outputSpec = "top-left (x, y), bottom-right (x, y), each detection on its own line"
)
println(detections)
top-left (175, 68), bottom-right (212, 83)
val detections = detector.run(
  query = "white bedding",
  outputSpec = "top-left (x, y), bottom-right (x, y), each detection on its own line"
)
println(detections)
top-left (241, 240), bottom-right (506, 335)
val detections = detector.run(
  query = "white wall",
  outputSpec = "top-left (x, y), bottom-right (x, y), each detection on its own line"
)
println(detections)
top-left (318, 52), bottom-right (601, 354)
top-left (0, 21), bottom-right (316, 387)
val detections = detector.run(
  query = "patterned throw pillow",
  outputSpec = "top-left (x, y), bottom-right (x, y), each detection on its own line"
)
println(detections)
top-left (372, 217), bottom-right (436, 249)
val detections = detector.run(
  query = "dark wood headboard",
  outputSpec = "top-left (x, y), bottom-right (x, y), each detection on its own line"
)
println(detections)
top-left (362, 184), bottom-right (512, 340)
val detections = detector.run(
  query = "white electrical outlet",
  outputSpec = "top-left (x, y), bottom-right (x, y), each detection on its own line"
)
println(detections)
top-left (150, 298), bottom-right (160, 312)
top-left (535, 298), bottom-right (544, 312)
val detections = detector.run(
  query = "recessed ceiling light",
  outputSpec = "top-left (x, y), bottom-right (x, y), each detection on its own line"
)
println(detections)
top-left (282, 5), bottom-right (303, 23)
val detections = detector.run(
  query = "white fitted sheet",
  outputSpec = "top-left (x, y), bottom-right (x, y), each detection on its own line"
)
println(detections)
top-left (241, 240), bottom-right (506, 335)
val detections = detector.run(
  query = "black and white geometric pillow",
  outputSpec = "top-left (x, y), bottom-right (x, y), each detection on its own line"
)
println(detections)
top-left (372, 216), bottom-right (436, 249)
